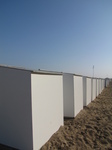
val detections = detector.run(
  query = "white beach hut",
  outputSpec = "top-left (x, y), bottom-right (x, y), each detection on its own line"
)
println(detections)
top-left (0, 65), bottom-right (63, 150)
top-left (83, 76), bottom-right (92, 106)
top-left (101, 79), bottom-right (105, 91)
top-left (99, 79), bottom-right (102, 94)
top-left (91, 78), bottom-right (97, 101)
top-left (63, 73), bottom-right (83, 118)
top-left (96, 78), bottom-right (100, 96)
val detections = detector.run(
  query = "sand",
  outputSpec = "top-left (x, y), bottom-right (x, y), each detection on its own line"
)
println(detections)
top-left (41, 82), bottom-right (112, 150)
top-left (0, 82), bottom-right (112, 150)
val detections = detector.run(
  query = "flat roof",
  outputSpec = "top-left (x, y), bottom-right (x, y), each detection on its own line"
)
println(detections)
top-left (0, 64), bottom-right (62, 75)
top-left (0, 64), bottom-right (108, 79)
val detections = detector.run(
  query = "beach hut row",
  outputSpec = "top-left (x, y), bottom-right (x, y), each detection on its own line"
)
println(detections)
top-left (0, 65), bottom-right (111, 150)
top-left (63, 74), bottom-right (109, 118)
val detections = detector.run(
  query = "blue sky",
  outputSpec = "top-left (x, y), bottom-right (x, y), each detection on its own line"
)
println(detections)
top-left (0, 0), bottom-right (112, 78)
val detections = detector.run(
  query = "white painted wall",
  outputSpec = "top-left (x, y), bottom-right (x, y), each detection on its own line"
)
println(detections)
top-left (0, 66), bottom-right (63, 150)
top-left (63, 74), bottom-right (74, 117)
top-left (83, 77), bottom-right (86, 106)
top-left (95, 79), bottom-right (97, 98)
top-left (74, 76), bottom-right (83, 116)
top-left (100, 79), bottom-right (102, 93)
top-left (97, 79), bottom-right (100, 96)
top-left (63, 74), bottom-right (83, 117)
top-left (0, 67), bottom-right (33, 150)
top-left (103, 80), bottom-right (105, 89)
top-left (91, 78), bottom-right (96, 101)
top-left (31, 74), bottom-right (63, 150)
top-left (86, 78), bottom-right (91, 105)
top-left (101, 79), bottom-right (105, 91)
top-left (99, 79), bottom-right (102, 94)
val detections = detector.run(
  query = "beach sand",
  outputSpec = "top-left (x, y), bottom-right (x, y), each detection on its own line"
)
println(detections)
top-left (0, 82), bottom-right (112, 150)
top-left (41, 82), bottom-right (112, 150)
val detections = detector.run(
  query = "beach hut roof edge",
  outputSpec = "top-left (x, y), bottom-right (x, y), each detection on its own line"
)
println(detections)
top-left (0, 64), bottom-right (62, 75)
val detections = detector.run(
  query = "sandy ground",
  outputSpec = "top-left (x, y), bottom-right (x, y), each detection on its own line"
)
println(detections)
top-left (41, 82), bottom-right (112, 150)
top-left (0, 82), bottom-right (112, 150)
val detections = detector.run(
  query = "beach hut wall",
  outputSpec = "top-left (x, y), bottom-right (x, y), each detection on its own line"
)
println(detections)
top-left (83, 76), bottom-right (86, 106)
top-left (63, 73), bottom-right (83, 117)
top-left (63, 73), bottom-right (74, 117)
top-left (99, 79), bottom-right (102, 94)
top-left (101, 79), bottom-right (105, 91)
top-left (91, 78), bottom-right (97, 101)
top-left (97, 79), bottom-right (100, 96)
top-left (73, 75), bottom-right (83, 116)
top-left (0, 65), bottom-right (63, 150)
top-left (86, 77), bottom-right (92, 105)
top-left (83, 77), bottom-right (91, 106)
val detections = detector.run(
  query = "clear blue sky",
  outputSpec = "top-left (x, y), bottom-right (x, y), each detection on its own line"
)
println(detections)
top-left (0, 0), bottom-right (112, 78)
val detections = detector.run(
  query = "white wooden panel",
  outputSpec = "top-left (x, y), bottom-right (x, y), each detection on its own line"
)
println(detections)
top-left (103, 80), bottom-right (105, 89)
top-left (74, 76), bottom-right (83, 116)
top-left (99, 79), bottom-right (102, 94)
top-left (31, 74), bottom-right (63, 150)
top-left (83, 77), bottom-right (86, 106)
top-left (101, 79), bottom-right (105, 91)
top-left (92, 78), bottom-right (96, 101)
top-left (0, 67), bottom-right (33, 150)
top-left (97, 79), bottom-right (99, 96)
top-left (63, 74), bottom-right (74, 117)
top-left (86, 78), bottom-right (91, 105)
